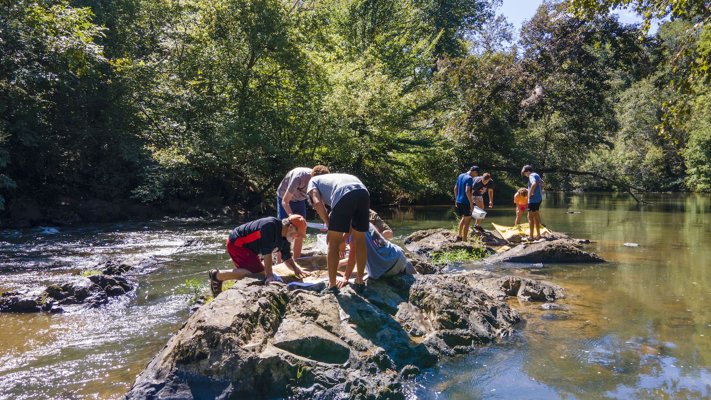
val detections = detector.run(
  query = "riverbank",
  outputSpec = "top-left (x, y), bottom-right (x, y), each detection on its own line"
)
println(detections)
top-left (1, 193), bottom-right (710, 399)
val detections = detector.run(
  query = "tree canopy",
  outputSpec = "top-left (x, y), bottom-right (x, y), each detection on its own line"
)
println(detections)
top-left (0, 0), bottom-right (709, 218)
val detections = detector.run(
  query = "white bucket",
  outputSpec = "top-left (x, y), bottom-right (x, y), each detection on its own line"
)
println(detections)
top-left (471, 206), bottom-right (487, 219)
top-left (316, 234), bottom-right (328, 254)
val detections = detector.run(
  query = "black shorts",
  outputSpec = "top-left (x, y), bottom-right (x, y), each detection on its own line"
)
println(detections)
top-left (329, 189), bottom-right (370, 233)
top-left (528, 202), bottom-right (541, 212)
top-left (455, 202), bottom-right (471, 217)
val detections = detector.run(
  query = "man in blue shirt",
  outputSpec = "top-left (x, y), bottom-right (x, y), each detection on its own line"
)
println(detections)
top-left (453, 166), bottom-right (480, 241)
top-left (521, 165), bottom-right (544, 239)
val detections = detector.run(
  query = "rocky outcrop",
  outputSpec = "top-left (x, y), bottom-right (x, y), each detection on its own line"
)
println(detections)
top-left (485, 239), bottom-right (604, 264)
top-left (0, 290), bottom-right (50, 313)
top-left (0, 260), bottom-right (139, 314)
top-left (404, 228), bottom-right (604, 265)
top-left (125, 272), bottom-right (563, 399)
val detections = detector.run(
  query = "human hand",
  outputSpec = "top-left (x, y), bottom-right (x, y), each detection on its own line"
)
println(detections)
top-left (337, 275), bottom-right (350, 288)
top-left (293, 267), bottom-right (310, 279)
top-left (264, 274), bottom-right (276, 286)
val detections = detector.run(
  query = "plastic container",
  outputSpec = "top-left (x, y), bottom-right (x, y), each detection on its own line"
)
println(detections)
top-left (471, 206), bottom-right (487, 219)
top-left (316, 234), bottom-right (328, 254)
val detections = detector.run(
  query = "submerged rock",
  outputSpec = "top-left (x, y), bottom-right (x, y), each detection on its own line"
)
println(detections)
top-left (125, 271), bottom-right (562, 399)
top-left (485, 239), bottom-right (604, 264)
top-left (0, 291), bottom-right (45, 313)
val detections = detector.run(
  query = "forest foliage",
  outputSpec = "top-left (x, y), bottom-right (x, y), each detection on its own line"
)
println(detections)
top-left (0, 0), bottom-right (709, 213)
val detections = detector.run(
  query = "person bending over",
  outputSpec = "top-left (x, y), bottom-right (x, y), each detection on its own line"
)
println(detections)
top-left (308, 173), bottom-right (370, 290)
top-left (337, 223), bottom-right (413, 288)
top-left (208, 215), bottom-right (309, 296)
top-left (471, 172), bottom-right (495, 231)
top-left (369, 209), bottom-right (393, 240)
top-left (276, 165), bottom-right (330, 260)
top-left (513, 188), bottom-right (528, 225)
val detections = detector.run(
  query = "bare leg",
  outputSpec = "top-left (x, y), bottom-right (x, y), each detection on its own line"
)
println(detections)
top-left (462, 216), bottom-right (472, 241)
top-left (528, 210), bottom-right (534, 238)
top-left (326, 230), bottom-right (344, 288)
top-left (350, 229), bottom-right (366, 284)
top-left (216, 267), bottom-right (260, 282)
top-left (534, 212), bottom-right (541, 238)
top-left (515, 209), bottom-right (521, 225)
top-left (458, 216), bottom-right (465, 238)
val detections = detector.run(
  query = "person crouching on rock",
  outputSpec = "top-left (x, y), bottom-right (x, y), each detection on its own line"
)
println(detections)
top-left (308, 172), bottom-right (370, 291)
top-left (337, 223), bottom-right (414, 289)
top-left (208, 216), bottom-right (310, 297)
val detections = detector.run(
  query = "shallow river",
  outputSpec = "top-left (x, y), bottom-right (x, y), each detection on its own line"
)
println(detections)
top-left (1, 193), bottom-right (710, 399)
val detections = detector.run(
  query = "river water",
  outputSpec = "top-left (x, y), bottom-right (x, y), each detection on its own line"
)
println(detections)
top-left (1, 193), bottom-right (710, 399)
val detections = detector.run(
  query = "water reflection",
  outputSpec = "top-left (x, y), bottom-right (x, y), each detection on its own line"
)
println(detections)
top-left (397, 193), bottom-right (711, 399)
top-left (1, 194), bottom-right (710, 399)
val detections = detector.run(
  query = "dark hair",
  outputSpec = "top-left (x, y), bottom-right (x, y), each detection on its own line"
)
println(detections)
top-left (521, 165), bottom-right (533, 176)
top-left (483, 172), bottom-right (491, 180)
top-left (312, 165), bottom-right (330, 176)
top-left (469, 165), bottom-right (480, 173)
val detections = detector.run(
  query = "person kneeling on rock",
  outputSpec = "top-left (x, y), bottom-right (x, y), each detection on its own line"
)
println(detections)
top-left (337, 223), bottom-right (414, 289)
top-left (208, 216), bottom-right (310, 297)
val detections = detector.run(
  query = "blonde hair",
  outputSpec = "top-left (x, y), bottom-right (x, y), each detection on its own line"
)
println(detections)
top-left (517, 188), bottom-right (528, 197)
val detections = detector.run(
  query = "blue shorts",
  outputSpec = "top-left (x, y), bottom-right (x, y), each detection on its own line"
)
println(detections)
top-left (277, 196), bottom-right (307, 219)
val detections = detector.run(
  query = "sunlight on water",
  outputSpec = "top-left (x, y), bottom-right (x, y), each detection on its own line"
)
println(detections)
top-left (0, 194), bottom-right (710, 399)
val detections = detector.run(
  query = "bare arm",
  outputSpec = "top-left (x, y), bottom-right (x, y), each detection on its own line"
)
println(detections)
top-left (338, 245), bottom-right (357, 288)
top-left (488, 188), bottom-right (494, 207)
top-left (310, 190), bottom-right (330, 227)
top-left (284, 258), bottom-right (308, 279)
top-left (262, 253), bottom-right (274, 284)
top-left (466, 184), bottom-right (473, 207)
top-left (453, 184), bottom-right (458, 204)
top-left (281, 191), bottom-right (294, 215)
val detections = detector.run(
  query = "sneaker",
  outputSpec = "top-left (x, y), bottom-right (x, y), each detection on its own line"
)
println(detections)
top-left (454, 236), bottom-right (462, 242)
top-left (475, 225), bottom-right (485, 232)
top-left (208, 269), bottom-right (222, 297)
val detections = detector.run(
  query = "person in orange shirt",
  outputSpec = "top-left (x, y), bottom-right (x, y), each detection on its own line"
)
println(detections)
top-left (513, 188), bottom-right (528, 225)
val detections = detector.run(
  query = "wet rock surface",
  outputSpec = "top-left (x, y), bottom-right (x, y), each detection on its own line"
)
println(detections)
top-left (0, 259), bottom-right (140, 314)
top-left (125, 272), bottom-right (563, 399)
top-left (404, 228), bottom-right (604, 264)
top-left (485, 239), bottom-right (604, 264)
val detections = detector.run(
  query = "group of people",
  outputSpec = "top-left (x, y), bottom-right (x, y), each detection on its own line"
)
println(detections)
top-left (208, 166), bottom-right (411, 296)
top-left (208, 163), bottom-right (544, 296)
top-left (454, 164), bottom-right (544, 242)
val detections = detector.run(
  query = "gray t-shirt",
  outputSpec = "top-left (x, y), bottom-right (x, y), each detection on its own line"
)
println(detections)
top-left (364, 223), bottom-right (407, 279)
top-left (307, 173), bottom-right (367, 208)
top-left (277, 167), bottom-right (312, 201)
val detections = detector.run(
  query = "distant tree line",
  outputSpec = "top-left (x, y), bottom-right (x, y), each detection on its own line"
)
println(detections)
top-left (0, 0), bottom-right (708, 216)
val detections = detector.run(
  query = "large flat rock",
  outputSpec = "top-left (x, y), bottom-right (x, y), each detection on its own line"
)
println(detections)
top-left (125, 272), bottom-right (563, 399)
top-left (485, 239), bottom-right (605, 264)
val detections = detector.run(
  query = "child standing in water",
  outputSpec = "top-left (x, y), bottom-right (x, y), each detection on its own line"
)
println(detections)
top-left (513, 188), bottom-right (528, 225)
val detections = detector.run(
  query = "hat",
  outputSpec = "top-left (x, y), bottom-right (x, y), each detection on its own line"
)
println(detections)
top-left (469, 165), bottom-right (480, 173)
top-left (287, 215), bottom-right (307, 237)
